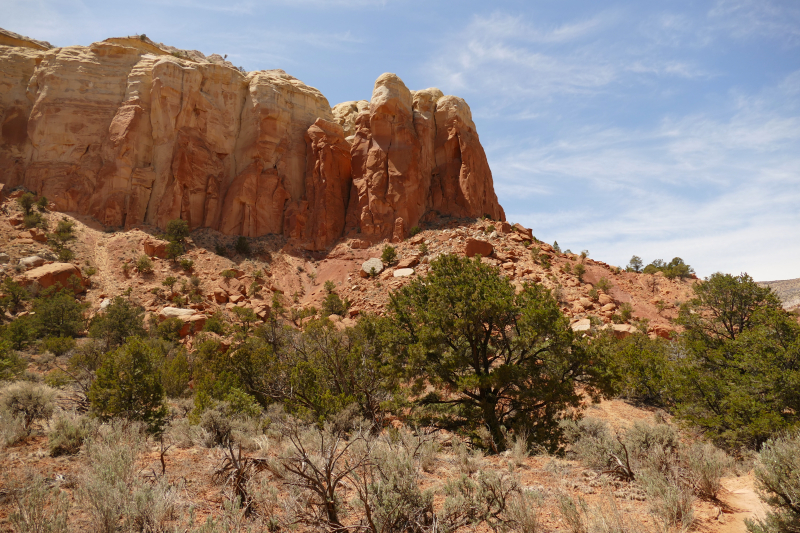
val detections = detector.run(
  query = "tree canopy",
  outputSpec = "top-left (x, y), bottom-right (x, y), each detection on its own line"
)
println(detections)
top-left (387, 254), bottom-right (610, 452)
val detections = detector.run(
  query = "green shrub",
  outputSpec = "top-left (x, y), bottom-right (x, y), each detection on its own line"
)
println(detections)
top-left (626, 255), bottom-right (643, 273)
top-left (4, 315), bottom-right (36, 350)
top-left (685, 442), bottom-right (732, 500)
top-left (553, 241), bottom-right (561, 253)
top-left (48, 411), bottom-right (92, 456)
top-left (234, 236), bottom-right (250, 255)
top-left (223, 388), bottom-right (262, 418)
top-left (322, 291), bottom-right (348, 317)
top-left (221, 269), bottom-right (237, 282)
top-left (0, 381), bottom-right (56, 434)
top-left (573, 263), bottom-right (586, 282)
top-left (162, 276), bottom-right (177, 291)
top-left (638, 468), bottom-right (695, 531)
top-left (2, 277), bottom-right (29, 312)
top-left (179, 258), bottom-right (194, 271)
top-left (202, 312), bottom-right (228, 335)
top-left (381, 245), bottom-right (397, 265)
top-left (232, 306), bottom-right (258, 333)
top-left (215, 243), bottom-right (227, 257)
top-left (41, 336), bottom-right (76, 357)
top-left (36, 196), bottom-right (48, 211)
top-left (619, 302), bottom-right (633, 321)
top-left (89, 296), bottom-right (146, 350)
top-left (48, 219), bottom-right (76, 260)
top-left (200, 404), bottom-right (233, 446)
top-left (165, 241), bottom-right (184, 261)
top-left (161, 348), bottom-right (191, 398)
top-left (165, 218), bottom-right (190, 243)
top-left (89, 337), bottom-right (169, 434)
top-left (33, 289), bottom-right (86, 339)
top-left (0, 340), bottom-right (25, 380)
top-left (588, 288), bottom-right (599, 302)
top-left (410, 225), bottom-right (421, 236)
top-left (136, 255), bottom-right (153, 274)
top-left (155, 317), bottom-right (183, 342)
top-left (596, 277), bottom-right (612, 293)
top-left (8, 473), bottom-right (70, 533)
top-left (747, 431), bottom-right (800, 533)
top-left (485, 224), bottom-right (496, 233)
top-left (23, 212), bottom-right (45, 229)
top-left (418, 241), bottom-right (428, 255)
top-left (18, 192), bottom-right (35, 215)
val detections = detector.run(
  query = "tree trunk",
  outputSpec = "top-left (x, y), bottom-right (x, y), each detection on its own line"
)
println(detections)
top-left (481, 394), bottom-right (506, 453)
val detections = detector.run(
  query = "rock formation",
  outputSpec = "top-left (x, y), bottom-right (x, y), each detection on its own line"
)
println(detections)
top-left (0, 30), bottom-right (505, 250)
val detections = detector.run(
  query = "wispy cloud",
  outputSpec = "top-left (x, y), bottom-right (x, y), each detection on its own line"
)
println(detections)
top-left (493, 71), bottom-right (800, 279)
top-left (709, 0), bottom-right (800, 46)
top-left (426, 9), bottom-right (713, 113)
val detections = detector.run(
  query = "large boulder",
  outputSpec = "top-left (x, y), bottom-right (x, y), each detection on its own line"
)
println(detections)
top-left (142, 236), bottom-right (168, 258)
top-left (24, 263), bottom-right (82, 289)
top-left (18, 255), bottom-right (44, 269)
top-left (158, 307), bottom-right (206, 337)
top-left (360, 258), bottom-right (384, 278)
top-left (465, 238), bottom-right (493, 258)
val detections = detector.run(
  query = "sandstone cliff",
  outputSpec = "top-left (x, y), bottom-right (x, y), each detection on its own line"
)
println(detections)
top-left (0, 31), bottom-right (504, 249)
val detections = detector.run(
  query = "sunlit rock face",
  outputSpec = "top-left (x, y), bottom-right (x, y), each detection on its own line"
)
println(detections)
top-left (0, 33), bottom-right (505, 250)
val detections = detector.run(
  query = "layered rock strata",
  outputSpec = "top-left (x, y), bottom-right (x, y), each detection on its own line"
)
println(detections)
top-left (0, 31), bottom-right (504, 250)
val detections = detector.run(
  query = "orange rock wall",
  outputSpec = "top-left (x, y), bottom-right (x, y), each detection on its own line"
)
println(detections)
top-left (0, 37), bottom-right (504, 250)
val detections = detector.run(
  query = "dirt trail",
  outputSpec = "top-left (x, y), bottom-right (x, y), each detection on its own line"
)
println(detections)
top-left (711, 474), bottom-right (766, 533)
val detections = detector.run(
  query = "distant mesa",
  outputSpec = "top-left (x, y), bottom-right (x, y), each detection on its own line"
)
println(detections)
top-left (0, 30), bottom-right (505, 250)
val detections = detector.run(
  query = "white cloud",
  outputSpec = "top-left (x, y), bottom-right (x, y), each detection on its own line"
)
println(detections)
top-left (493, 71), bottom-right (800, 280)
top-left (709, 0), bottom-right (800, 46)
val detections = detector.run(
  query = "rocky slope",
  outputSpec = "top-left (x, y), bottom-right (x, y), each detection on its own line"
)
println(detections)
top-left (0, 188), bottom-right (692, 342)
top-left (0, 30), bottom-right (503, 251)
top-left (759, 278), bottom-right (800, 311)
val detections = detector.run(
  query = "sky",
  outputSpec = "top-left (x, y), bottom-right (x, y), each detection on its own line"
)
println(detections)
top-left (4, 0), bottom-right (800, 280)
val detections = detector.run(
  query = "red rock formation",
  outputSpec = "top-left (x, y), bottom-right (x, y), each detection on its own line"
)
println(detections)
top-left (1, 34), bottom-right (505, 251)
top-left (285, 118), bottom-right (352, 250)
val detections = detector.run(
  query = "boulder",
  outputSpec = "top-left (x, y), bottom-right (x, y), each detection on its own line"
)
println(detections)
top-left (350, 239), bottom-right (371, 250)
top-left (24, 262), bottom-right (82, 289)
top-left (498, 222), bottom-right (512, 233)
top-left (598, 293), bottom-right (614, 305)
top-left (212, 287), bottom-right (228, 304)
top-left (465, 238), bottom-right (493, 258)
top-left (19, 255), bottom-right (44, 269)
top-left (0, 253), bottom-right (10, 264)
top-left (612, 324), bottom-right (638, 339)
top-left (99, 298), bottom-right (112, 310)
top-left (179, 315), bottom-right (206, 337)
top-left (29, 228), bottom-right (47, 242)
top-left (601, 303), bottom-right (617, 313)
top-left (512, 223), bottom-right (533, 240)
top-left (396, 255), bottom-right (420, 268)
top-left (393, 268), bottom-right (414, 277)
top-left (360, 258), bottom-right (384, 278)
top-left (142, 237), bottom-right (168, 259)
top-left (158, 307), bottom-right (195, 320)
top-left (571, 319), bottom-right (591, 332)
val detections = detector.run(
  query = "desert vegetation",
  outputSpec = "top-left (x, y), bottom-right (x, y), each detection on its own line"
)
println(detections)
top-left (1, 221), bottom-right (798, 532)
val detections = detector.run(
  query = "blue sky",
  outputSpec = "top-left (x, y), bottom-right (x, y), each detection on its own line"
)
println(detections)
top-left (5, 0), bottom-right (800, 280)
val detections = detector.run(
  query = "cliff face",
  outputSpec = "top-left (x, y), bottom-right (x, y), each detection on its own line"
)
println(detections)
top-left (0, 32), bottom-right (505, 249)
